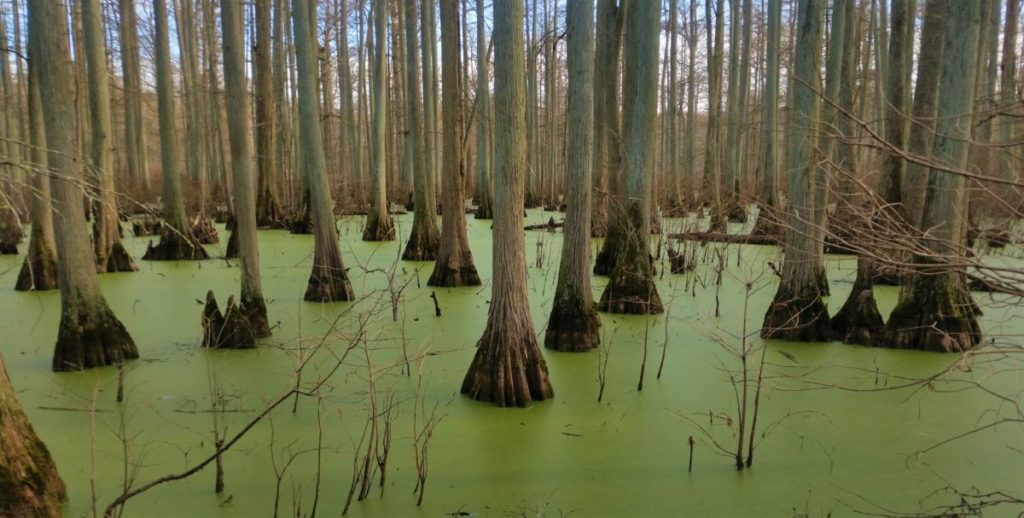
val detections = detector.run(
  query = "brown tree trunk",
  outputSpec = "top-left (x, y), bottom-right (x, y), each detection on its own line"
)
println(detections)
top-left (462, 0), bottom-right (553, 407)
top-left (428, 0), bottom-right (480, 287)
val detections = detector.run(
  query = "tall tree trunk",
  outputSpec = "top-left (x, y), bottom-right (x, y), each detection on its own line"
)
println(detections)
top-left (596, 0), bottom-right (664, 315)
top-left (82, 0), bottom-right (137, 273)
top-left (402, 0), bottom-right (441, 260)
top-left (473, 0), bottom-right (493, 219)
top-left (901, 0), bottom-right (948, 230)
top-left (0, 13), bottom-right (24, 256)
top-left (222, 0), bottom-right (271, 337)
top-left (761, 0), bottom-right (831, 341)
top-left (294, 0), bottom-right (355, 301)
top-left (255, 0), bottom-right (284, 227)
top-left (703, 0), bottom-right (726, 231)
top-left (589, 0), bottom-right (624, 237)
top-left (15, 26), bottom-right (59, 292)
top-left (462, 0), bottom-right (553, 407)
top-left (32, 0), bottom-right (139, 370)
top-left (428, 0), bottom-right (481, 287)
top-left (752, 0), bottom-right (781, 236)
top-left (118, 0), bottom-right (151, 194)
top-left (363, 0), bottom-right (396, 240)
top-left (144, 0), bottom-right (210, 260)
top-left (883, 0), bottom-right (982, 352)
top-left (546, 0), bottom-right (601, 351)
top-left (0, 354), bottom-right (66, 517)
top-left (421, 0), bottom-right (440, 218)
top-left (999, 0), bottom-right (1020, 185)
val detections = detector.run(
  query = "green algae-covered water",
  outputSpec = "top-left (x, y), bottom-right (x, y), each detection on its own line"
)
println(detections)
top-left (1, 210), bottom-right (1021, 517)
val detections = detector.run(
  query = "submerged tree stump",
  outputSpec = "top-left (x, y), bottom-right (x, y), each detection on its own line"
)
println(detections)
top-left (0, 355), bottom-right (67, 517)
top-left (190, 216), bottom-right (219, 245)
top-left (142, 226), bottom-right (210, 261)
top-left (201, 291), bottom-right (257, 349)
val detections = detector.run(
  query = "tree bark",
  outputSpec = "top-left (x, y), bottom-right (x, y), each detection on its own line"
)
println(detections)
top-left (294, 0), bottom-right (355, 301)
top-left (596, 0), bottom-right (664, 315)
top-left (546, 0), bottom-right (601, 352)
top-left (428, 0), bottom-right (481, 287)
top-left (82, 0), bottom-right (137, 273)
top-left (402, 0), bottom-right (442, 260)
top-left (761, 0), bottom-right (831, 342)
top-left (462, 0), bottom-right (553, 407)
top-left (0, 354), bottom-right (66, 517)
top-left (32, 0), bottom-right (139, 370)
top-left (363, 0), bottom-right (396, 240)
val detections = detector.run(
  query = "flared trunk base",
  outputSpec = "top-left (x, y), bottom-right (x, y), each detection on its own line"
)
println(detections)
top-left (402, 225), bottom-right (440, 261)
top-left (761, 283), bottom-right (831, 342)
top-left (830, 259), bottom-right (883, 346)
top-left (461, 329), bottom-right (554, 407)
top-left (101, 242), bottom-right (138, 273)
top-left (544, 297), bottom-right (601, 352)
top-left (427, 263), bottom-right (481, 287)
top-left (52, 302), bottom-right (139, 371)
top-left (725, 201), bottom-right (747, 223)
top-left (882, 272), bottom-right (981, 352)
top-left (15, 245), bottom-right (58, 292)
top-left (597, 257), bottom-right (664, 315)
top-left (362, 214), bottom-right (396, 241)
top-left (143, 227), bottom-right (210, 261)
top-left (1, 356), bottom-right (67, 518)
top-left (304, 263), bottom-right (354, 302)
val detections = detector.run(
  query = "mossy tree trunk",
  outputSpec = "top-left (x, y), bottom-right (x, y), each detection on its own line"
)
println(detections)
top-left (462, 0), bottom-right (553, 407)
top-left (293, 0), bottom-right (354, 302)
top-left (31, 0), bottom-right (139, 371)
top-left (546, 0), bottom-right (601, 352)
top-left (402, 0), bottom-right (441, 261)
top-left (596, 0), bottom-right (663, 316)
top-left (761, 0), bottom-right (831, 342)
top-left (428, 0), bottom-right (480, 287)
top-left (16, 51), bottom-right (58, 292)
top-left (144, 0), bottom-right (209, 261)
top-left (82, 0), bottom-right (137, 274)
top-left (363, 0), bottom-right (396, 241)
top-left (883, 0), bottom-right (982, 353)
top-left (0, 354), bottom-right (66, 517)
top-left (222, 0), bottom-right (271, 338)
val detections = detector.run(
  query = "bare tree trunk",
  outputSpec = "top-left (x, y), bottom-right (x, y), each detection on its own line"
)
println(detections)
top-left (15, 28), bottom-right (59, 292)
top-left (462, 0), bottom-right (553, 407)
top-left (293, 0), bottom-right (355, 301)
top-left (222, 0), bottom-right (271, 337)
top-left (703, 0), bottom-right (725, 231)
top-left (596, 0), bottom-right (664, 315)
top-left (546, 0), bottom-right (601, 351)
top-left (752, 0), bottom-right (781, 236)
top-left (761, 0), bottom-right (830, 341)
top-left (118, 0), bottom-right (151, 194)
top-left (402, 0), bottom-right (441, 260)
top-left (144, 0), bottom-right (210, 261)
top-left (0, 354), bottom-right (66, 517)
top-left (32, 0), bottom-right (139, 370)
top-left (82, 0), bottom-right (137, 273)
top-left (883, 0), bottom-right (982, 353)
top-left (363, 0), bottom-right (396, 240)
top-left (428, 0), bottom-right (480, 287)
top-left (589, 0), bottom-right (624, 238)
top-left (473, 0), bottom-right (493, 220)
top-left (421, 0), bottom-right (440, 218)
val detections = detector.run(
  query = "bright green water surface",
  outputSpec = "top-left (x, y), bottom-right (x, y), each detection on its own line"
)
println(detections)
top-left (0, 210), bottom-right (1021, 517)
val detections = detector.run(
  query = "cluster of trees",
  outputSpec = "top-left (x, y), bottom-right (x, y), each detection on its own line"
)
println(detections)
top-left (0, 0), bottom-right (1018, 512)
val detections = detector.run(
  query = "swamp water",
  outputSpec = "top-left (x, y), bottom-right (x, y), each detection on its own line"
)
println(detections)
top-left (0, 210), bottom-right (1020, 517)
